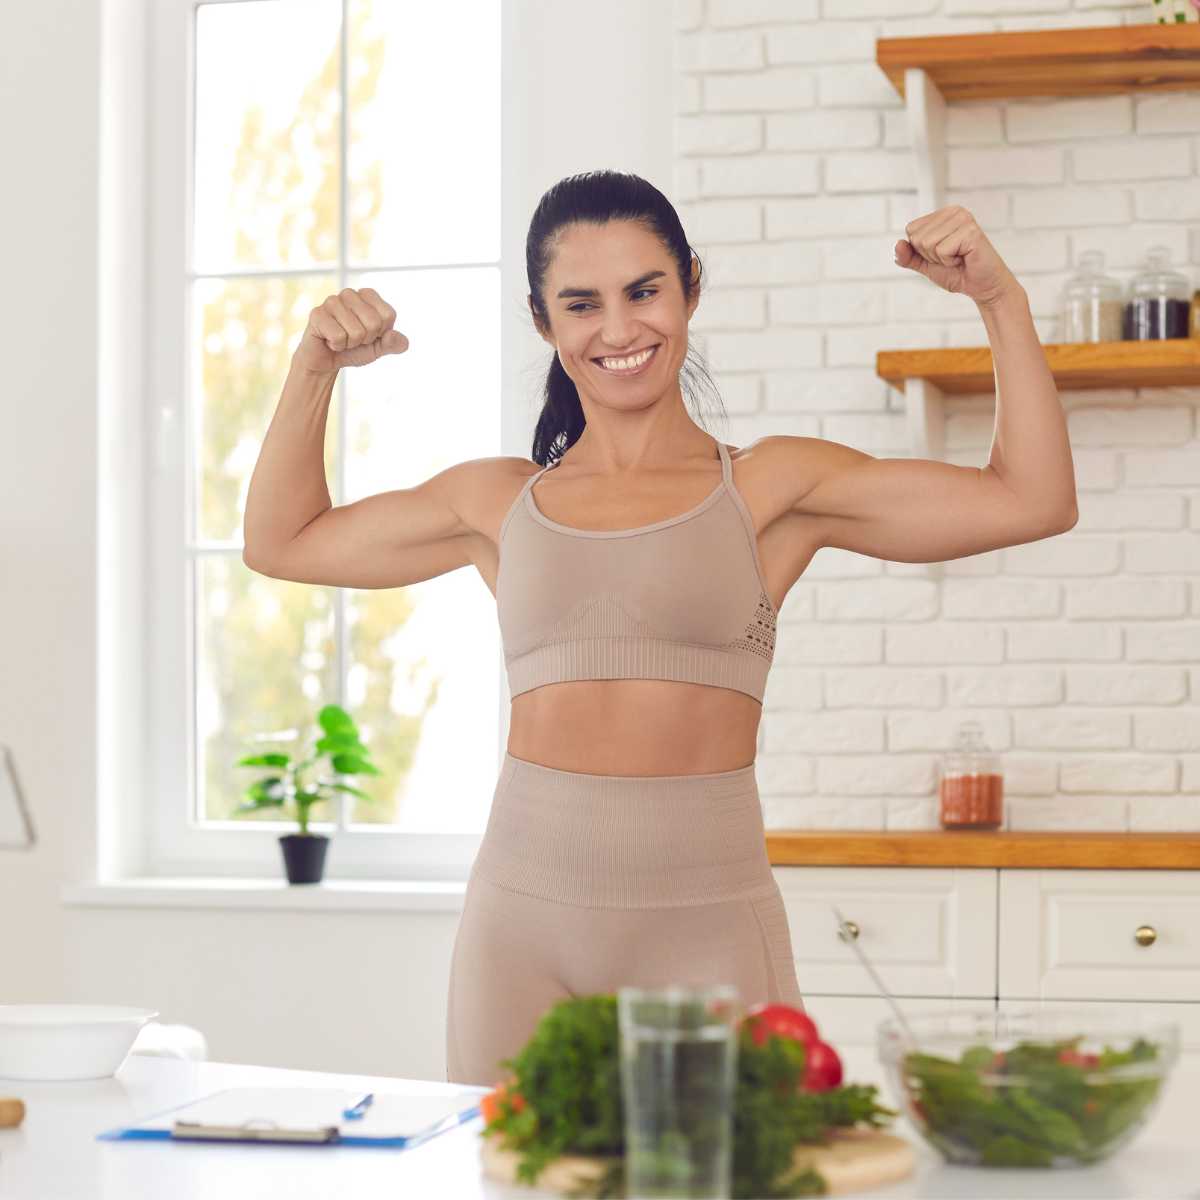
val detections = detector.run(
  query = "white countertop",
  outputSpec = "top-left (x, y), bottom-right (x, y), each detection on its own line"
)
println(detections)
top-left (1, 1048), bottom-right (1197, 1199)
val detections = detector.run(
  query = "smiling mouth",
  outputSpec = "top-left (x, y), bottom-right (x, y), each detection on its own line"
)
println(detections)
top-left (591, 344), bottom-right (661, 375)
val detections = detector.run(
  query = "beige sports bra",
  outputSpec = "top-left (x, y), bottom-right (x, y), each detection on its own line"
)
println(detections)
top-left (494, 439), bottom-right (778, 703)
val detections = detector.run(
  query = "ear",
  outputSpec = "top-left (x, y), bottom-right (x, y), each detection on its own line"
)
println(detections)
top-left (686, 257), bottom-right (701, 319)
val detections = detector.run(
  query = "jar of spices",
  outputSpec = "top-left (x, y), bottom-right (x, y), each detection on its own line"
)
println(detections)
top-left (1061, 250), bottom-right (1123, 343)
top-left (938, 720), bottom-right (1003, 830)
top-left (1122, 245), bottom-right (1191, 340)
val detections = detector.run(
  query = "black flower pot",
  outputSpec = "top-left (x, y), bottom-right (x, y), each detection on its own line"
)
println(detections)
top-left (278, 833), bottom-right (330, 884)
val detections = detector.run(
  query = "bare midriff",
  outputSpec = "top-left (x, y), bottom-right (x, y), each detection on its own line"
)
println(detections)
top-left (505, 679), bottom-right (761, 776)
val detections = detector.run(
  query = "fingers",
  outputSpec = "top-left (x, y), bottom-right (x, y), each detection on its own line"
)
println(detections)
top-left (310, 306), bottom-right (351, 352)
top-left (357, 286), bottom-right (398, 333)
top-left (322, 287), bottom-right (398, 350)
top-left (904, 204), bottom-right (970, 267)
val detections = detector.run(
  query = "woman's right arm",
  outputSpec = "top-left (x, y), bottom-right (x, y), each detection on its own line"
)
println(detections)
top-left (242, 287), bottom-right (490, 590)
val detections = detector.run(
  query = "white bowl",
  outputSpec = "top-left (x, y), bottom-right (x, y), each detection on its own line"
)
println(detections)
top-left (0, 1005), bottom-right (159, 1081)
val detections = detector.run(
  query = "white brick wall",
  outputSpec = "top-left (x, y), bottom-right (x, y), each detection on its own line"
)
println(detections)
top-left (676, 0), bottom-right (1200, 831)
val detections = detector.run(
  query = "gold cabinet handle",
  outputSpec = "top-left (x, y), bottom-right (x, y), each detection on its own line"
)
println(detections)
top-left (1134, 925), bottom-right (1157, 947)
top-left (838, 919), bottom-right (860, 942)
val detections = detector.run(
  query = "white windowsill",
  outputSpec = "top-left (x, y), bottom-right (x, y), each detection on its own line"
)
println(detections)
top-left (61, 878), bottom-right (468, 913)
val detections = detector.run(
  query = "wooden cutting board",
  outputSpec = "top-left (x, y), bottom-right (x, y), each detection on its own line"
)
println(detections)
top-left (480, 1125), bottom-right (915, 1196)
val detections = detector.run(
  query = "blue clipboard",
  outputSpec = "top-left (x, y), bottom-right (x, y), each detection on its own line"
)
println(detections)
top-left (96, 1085), bottom-right (486, 1148)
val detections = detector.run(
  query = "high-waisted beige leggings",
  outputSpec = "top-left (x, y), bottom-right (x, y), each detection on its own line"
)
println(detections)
top-left (445, 752), bottom-right (804, 1086)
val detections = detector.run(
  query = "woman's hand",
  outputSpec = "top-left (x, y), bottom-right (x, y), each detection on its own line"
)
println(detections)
top-left (893, 205), bottom-right (1021, 308)
top-left (294, 286), bottom-right (410, 374)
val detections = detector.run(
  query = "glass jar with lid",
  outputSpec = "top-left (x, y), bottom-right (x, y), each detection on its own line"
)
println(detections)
top-left (1123, 245), bottom-right (1191, 340)
top-left (1061, 250), bottom-right (1123, 343)
top-left (938, 720), bottom-right (1003, 830)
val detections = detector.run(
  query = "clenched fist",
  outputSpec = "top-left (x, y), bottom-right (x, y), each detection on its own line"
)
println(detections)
top-left (894, 205), bottom-right (1020, 308)
top-left (295, 287), bottom-right (410, 374)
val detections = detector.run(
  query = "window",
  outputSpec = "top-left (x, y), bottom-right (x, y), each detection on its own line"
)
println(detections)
top-left (149, 0), bottom-right (502, 878)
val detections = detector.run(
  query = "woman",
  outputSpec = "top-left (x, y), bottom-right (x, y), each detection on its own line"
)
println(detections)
top-left (243, 171), bottom-right (1077, 1087)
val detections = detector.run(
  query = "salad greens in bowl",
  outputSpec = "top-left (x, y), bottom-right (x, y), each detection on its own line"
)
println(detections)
top-left (877, 1007), bottom-right (1180, 1168)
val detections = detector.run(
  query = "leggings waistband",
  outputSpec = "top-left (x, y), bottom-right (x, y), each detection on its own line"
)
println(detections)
top-left (469, 752), bottom-right (777, 909)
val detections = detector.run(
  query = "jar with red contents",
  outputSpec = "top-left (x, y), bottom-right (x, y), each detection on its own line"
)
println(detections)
top-left (938, 720), bottom-right (1003, 830)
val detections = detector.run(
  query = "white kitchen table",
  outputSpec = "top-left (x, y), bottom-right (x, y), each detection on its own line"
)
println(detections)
top-left (1, 1047), bottom-right (1197, 1199)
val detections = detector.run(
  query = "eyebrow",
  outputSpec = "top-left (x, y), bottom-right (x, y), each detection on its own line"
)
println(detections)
top-left (556, 270), bottom-right (667, 300)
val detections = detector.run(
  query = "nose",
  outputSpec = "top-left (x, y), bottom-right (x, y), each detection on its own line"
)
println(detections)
top-left (599, 311), bottom-right (642, 354)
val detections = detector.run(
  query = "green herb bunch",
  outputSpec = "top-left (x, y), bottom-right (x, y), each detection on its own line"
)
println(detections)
top-left (481, 994), bottom-right (894, 1199)
top-left (730, 1023), bottom-right (891, 1199)
top-left (904, 1036), bottom-right (1164, 1166)
top-left (482, 995), bottom-right (625, 1194)
top-left (233, 703), bottom-right (381, 834)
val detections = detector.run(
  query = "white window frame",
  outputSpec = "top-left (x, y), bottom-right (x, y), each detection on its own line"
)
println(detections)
top-left (104, 0), bottom-right (673, 884)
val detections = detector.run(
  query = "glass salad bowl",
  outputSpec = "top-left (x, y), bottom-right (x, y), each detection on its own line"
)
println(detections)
top-left (877, 1007), bottom-right (1180, 1168)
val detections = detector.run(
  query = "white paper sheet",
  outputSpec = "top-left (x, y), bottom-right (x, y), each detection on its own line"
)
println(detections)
top-left (137, 1086), bottom-right (481, 1139)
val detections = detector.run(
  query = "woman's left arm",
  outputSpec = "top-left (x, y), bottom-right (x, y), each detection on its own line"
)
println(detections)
top-left (976, 285), bottom-right (1078, 519)
top-left (774, 207), bottom-right (1079, 564)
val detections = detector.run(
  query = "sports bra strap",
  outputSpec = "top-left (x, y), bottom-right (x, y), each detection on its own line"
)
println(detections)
top-left (716, 439), bottom-right (732, 484)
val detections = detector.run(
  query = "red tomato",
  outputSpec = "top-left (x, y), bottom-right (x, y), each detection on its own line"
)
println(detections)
top-left (802, 1040), bottom-right (844, 1092)
top-left (1057, 1048), bottom-right (1100, 1070)
top-left (742, 1004), bottom-right (820, 1048)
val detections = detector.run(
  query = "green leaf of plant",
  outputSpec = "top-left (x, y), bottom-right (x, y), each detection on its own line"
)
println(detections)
top-left (323, 781), bottom-right (372, 801)
top-left (235, 752), bottom-right (291, 768)
top-left (246, 776), bottom-right (289, 802)
top-left (315, 733), bottom-right (366, 756)
top-left (317, 704), bottom-right (357, 736)
top-left (330, 752), bottom-right (382, 776)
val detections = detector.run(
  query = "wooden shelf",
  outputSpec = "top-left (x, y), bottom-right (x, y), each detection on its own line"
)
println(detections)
top-left (877, 23), bottom-right (1200, 102)
top-left (877, 337), bottom-right (1200, 394)
top-left (766, 830), bottom-right (1200, 869)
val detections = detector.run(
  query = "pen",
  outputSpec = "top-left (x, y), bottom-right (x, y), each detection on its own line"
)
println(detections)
top-left (341, 1092), bottom-right (374, 1121)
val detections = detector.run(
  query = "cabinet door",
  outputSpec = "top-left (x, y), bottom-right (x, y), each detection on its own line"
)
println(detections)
top-left (999, 870), bottom-right (1200, 1002)
top-left (774, 866), bottom-right (997, 998)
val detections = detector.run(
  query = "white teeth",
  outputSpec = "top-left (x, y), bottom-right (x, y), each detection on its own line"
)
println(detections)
top-left (598, 346), bottom-right (655, 371)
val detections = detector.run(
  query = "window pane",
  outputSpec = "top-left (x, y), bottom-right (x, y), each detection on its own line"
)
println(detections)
top-left (340, 263), bottom-right (501, 830)
top-left (194, 0), bottom-right (342, 273)
top-left (196, 557), bottom-right (338, 824)
top-left (344, 570), bottom-right (500, 832)
top-left (347, 0), bottom-right (500, 267)
top-left (342, 265), bottom-right (499, 498)
top-left (195, 275), bottom-right (339, 545)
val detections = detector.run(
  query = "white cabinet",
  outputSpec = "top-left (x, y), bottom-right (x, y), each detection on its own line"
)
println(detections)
top-left (998, 869), bottom-right (1200, 1003)
top-left (773, 866), bottom-right (996, 999)
top-left (776, 865), bottom-right (1200, 1021)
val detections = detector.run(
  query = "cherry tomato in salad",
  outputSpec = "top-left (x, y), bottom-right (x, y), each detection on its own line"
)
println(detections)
top-left (1057, 1048), bottom-right (1100, 1070)
top-left (742, 1003), bottom-right (820, 1048)
top-left (801, 1039), bottom-right (844, 1092)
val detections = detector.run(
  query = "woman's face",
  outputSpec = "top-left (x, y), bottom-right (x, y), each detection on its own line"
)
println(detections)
top-left (534, 220), bottom-right (699, 410)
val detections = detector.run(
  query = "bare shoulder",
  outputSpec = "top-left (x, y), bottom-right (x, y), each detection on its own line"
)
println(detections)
top-left (734, 436), bottom-right (878, 520)
top-left (438, 454), bottom-right (542, 543)
top-left (726, 435), bottom-right (851, 526)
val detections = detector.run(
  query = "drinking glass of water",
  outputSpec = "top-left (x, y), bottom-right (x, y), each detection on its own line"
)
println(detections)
top-left (617, 984), bottom-right (740, 1199)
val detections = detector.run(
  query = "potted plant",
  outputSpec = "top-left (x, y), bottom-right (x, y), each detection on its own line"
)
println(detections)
top-left (233, 703), bottom-right (381, 884)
